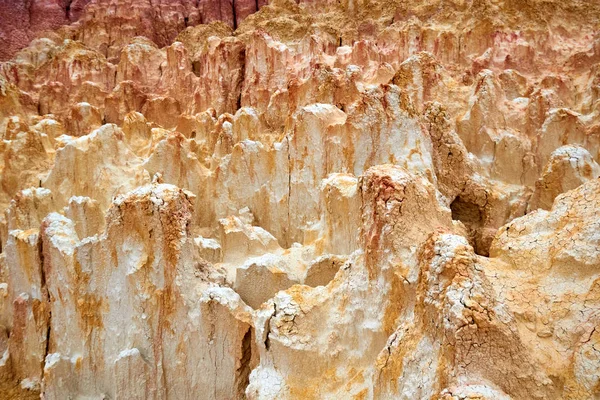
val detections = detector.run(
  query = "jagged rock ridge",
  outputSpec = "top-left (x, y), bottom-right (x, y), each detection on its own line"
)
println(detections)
top-left (0, 0), bottom-right (599, 398)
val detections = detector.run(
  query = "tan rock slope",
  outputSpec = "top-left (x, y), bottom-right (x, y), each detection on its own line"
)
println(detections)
top-left (0, 0), bottom-right (599, 398)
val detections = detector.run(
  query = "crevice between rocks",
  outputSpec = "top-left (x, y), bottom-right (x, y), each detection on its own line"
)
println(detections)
top-left (450, 196), bottom-right (489, 256)
top-left (235, 327), bottom-right (253, 399)
top-left (38, 230), bottom-right (51, 392)
top-left (232, 0), bottom-right (238, 31)
top-left (65, 0), bottom-right (73, 20)
top-left (263, 303), bottom-right (275, 351)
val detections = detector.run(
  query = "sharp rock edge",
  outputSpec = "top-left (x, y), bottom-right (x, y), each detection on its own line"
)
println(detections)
top-left (0, 0), bottom-right (599, 399)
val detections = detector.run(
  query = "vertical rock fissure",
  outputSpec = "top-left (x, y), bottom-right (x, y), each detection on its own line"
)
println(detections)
top-left (232, 0), bottom-right (238, 30)
top-left (65, 0), bottom-right (73, 20)
top-left (264, 303), bottom-right (276, 351)
top-left (38, 231), bottom-right (51, 384)
top-left (235, 327), bottom-right (253, 398)
top-left (286, 135), bottom-right (292, 247)
top-left (236, 48), bottom-right (245, 111)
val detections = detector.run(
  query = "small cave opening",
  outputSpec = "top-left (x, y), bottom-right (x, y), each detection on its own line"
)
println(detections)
top-left (450, 196), bottom-right (489, 256)
top-left (191, 61), bottom-right (201, 78)
top-left (450, 196), bottom-right (482, 227)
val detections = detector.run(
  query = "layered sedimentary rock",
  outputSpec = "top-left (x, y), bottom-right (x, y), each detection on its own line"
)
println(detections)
top-left (0, 0), bottom-right (599, 398)
top-left (0, 0), bottom-right (267, 62)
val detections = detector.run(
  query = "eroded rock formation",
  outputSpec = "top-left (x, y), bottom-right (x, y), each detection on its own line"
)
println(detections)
top-left (0, 0), bottom-right (599, 398)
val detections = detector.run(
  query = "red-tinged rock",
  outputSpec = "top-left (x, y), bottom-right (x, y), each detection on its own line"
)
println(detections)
top-left (0, 0), bottom-right (599, 398)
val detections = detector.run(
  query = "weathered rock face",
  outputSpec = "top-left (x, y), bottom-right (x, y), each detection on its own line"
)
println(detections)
top-left (0, 0), bottom-right (599, 398)
top-left (0, 0), bottom-right (267, 62)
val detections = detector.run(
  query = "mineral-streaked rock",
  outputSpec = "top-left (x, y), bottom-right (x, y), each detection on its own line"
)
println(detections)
top-left (0, 0), bottom-right (600, 398)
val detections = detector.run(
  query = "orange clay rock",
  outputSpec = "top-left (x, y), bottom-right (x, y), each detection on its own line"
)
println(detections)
top-left (0, 0), bottom-right (599, 399)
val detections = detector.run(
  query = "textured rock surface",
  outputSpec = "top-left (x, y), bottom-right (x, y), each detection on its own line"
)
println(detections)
top-left (0, 0), bottom-right (266, 62)
top-left (0, 0), bottom-right (600, 398)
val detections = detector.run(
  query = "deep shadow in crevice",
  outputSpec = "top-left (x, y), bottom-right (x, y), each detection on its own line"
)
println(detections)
top-left (450, 196), bottom-right (489, 256)
top-left (235, 327), bottom-right (253, 398)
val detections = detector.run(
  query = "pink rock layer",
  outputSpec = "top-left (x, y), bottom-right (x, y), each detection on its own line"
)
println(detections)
top-left (0, 0), bottom-right (267, 61)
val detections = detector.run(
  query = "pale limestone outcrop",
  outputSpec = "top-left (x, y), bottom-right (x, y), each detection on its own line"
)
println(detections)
top-left (366, 180), bottom-right (600, 399)
top-left (320, 173), bottom-right (360, 255)
top-left (303, 254), bottom-right (347, 287)
top-left (4, 229), bottom-right (47, 390)
top-left (0, 0), bottom-right (600, 398)
top-left (485, 180), bottom-right (600, 398)
top-left (194, 235), bottom-right (222, 263)
top-left (528, 145), bottom-right (600, 211)
top-left (0, 134), bottom-right (51, 213)
top-left (220, 215), bottom-right (281, 264)
top-left (64, 196), bottom-right (105, 239)
top-left (43, 124), bottom-right (151, 210)
top-left (246, 164), bottom-right (453, 399)
top-left (234, 254), bottom-right (297, 309)
top-left (39, 184), bottom-right (256, 399)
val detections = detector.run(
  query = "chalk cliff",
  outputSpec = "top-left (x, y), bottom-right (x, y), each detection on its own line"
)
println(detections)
top-left (0, 0), bottom-right (599, 398)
